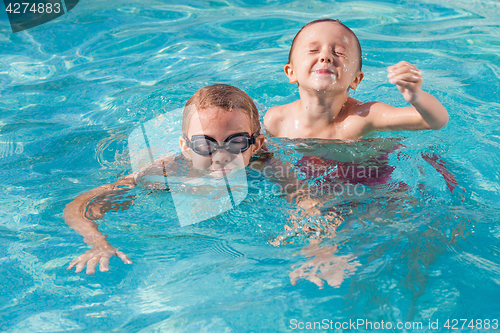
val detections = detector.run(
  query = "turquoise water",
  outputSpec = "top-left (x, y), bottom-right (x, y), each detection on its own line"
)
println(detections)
top-left (1, 0), bottom-right (500, 331)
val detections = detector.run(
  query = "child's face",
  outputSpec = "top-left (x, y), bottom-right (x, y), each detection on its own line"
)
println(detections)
top-left (285, 21), bottom-right (363, 93)
top-left (179, 107), bottom-right (264, 175)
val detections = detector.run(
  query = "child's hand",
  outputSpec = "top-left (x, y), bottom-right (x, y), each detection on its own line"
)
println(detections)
top-left (387, 61), bottom-right (423, 104)
top-left (289, 244), bottom-right (360, 288)
top-left (67, 243), bottom-right (132, 274)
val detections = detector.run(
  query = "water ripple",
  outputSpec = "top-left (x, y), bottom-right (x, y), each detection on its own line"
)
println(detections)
top-left (1, 0), bottom-right (500, 330)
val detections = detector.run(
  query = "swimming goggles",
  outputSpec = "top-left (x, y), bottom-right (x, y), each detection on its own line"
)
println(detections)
top-left (184, 132), bottom-right (259, 156)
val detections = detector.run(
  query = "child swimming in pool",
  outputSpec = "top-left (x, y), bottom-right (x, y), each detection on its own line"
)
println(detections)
top-left (64, 84), bottom-right (265, 274)
top-left (264, 18), bottom-right (449, 139)
top-left (263, 18), bottom-right (450, 288)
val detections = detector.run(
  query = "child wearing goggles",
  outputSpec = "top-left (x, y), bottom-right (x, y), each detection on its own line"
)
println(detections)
top-left (64, 84), bottom-right (265, 274)
top-left (178, 86), bottom-right (264, 175)
top-left (183, 132), bottom-right (259, 156)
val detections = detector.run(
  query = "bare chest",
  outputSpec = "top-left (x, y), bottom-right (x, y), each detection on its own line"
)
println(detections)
top-left (279, 115), bottom-right (367, 140)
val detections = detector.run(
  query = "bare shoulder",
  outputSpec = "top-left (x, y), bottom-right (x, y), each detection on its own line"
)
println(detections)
top-left (263, 105), bottom-right (285, 130)
top-left (263, 102), bottom-right (296, 137)
top-left (137, 155), bottom-right (179, 179)
top-left (343, 98), bottom-right (381, 116)
top-left (329, 99), bottom-right (391, 138)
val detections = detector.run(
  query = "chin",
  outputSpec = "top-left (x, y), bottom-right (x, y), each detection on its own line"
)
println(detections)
top-left (306, 85), bottom-right (334, 93)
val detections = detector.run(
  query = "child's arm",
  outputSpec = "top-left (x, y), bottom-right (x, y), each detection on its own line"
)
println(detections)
top-left (366, 61), bottom-right (449, 132)
top-left (63, 174), bottom-right (136, 274)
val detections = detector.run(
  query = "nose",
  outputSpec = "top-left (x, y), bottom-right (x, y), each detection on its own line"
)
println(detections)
top-left (319, 49), bottom-right (332, 63)
top-left (211, 148), bottom-right (232, 166)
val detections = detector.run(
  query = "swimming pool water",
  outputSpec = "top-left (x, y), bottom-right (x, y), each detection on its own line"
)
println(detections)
top-left (1, 0), bottom-right (500, 331)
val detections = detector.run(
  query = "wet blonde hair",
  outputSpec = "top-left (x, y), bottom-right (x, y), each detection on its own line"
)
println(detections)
top-left (182, 84), bottom-right (261, 136)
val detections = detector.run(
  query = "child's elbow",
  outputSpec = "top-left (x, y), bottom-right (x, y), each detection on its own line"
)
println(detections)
top-left (432, 113), bottom-right (449, 130)
top-left (426, 108), bottom-right (449, 130)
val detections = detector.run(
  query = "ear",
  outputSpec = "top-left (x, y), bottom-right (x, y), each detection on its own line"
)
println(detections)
top-left (349, 71), bottom-right (364, 90)
top-left (251, 134), bottom-right (266, 154)
top-left (179, 136), bottom-right (191, 160)
top-left (284, 63), bottom-right (297, 84)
